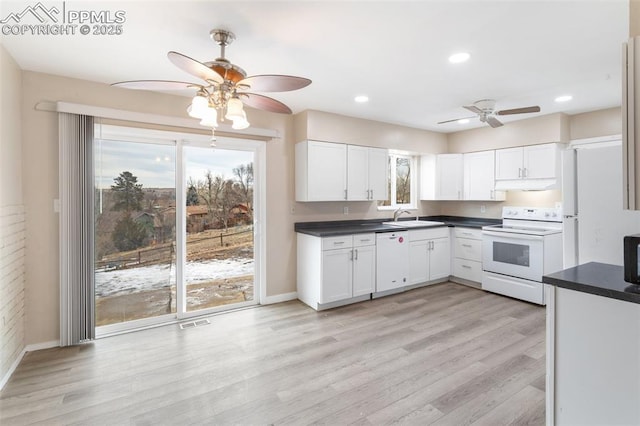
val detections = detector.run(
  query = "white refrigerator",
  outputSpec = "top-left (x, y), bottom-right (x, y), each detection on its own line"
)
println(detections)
top-left (562, 141), bottom-right (640, 267)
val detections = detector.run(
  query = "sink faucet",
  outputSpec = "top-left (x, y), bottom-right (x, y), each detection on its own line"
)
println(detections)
top-left (393, 208), bottom-right (412, 221)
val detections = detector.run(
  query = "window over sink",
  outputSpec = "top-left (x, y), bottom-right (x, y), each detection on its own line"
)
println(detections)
top-left (378, 153), bottom-right (417, 210)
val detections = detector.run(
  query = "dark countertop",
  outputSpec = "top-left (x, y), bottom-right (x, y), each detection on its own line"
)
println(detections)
top-left (543, 262), bottom-right (640, 305)
top-left (294, 216), bottom-right (501, 237)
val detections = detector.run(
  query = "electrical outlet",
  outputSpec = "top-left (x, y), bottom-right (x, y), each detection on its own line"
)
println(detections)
top-left (343, 206), bottom-right (349, 215)
top-left (480, 204), bottom-right (486, 213)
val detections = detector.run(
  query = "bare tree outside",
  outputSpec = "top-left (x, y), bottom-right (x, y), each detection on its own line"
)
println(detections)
top-left (395, 157), bottom-right (411, 204)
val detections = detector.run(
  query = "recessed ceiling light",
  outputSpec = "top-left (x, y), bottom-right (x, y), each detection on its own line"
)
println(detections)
top-left (354, 95), bottom-right (369, 103)
top-left (555, 95), bottom-right (573, 103)
top-left (449, 52), bottom-right (470, 64)
top-left (457, 118), bottom-right (470, 124)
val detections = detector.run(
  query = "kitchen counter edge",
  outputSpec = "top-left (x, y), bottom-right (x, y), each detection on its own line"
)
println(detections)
top-left (294, 216), bottom-right (501, 237)
top-left (542, 262), bottom-right (640, 305)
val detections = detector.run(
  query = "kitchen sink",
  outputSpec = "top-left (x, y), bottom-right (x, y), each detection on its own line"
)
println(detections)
top-left (382, 220), bottom-right (446, 227)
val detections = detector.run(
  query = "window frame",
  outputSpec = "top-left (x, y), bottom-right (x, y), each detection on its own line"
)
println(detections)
top-left (377, 152), bottom-right (418, 211)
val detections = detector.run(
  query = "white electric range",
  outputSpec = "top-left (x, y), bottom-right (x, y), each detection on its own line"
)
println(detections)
top-left (481, 206), bottom-right (564, 305)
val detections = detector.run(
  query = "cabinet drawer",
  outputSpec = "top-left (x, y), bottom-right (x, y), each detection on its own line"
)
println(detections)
top-left (454, 238), bottom-right (482, 261)
top-left (453, 258), bottom-right (482, 282)
top-left (353, 233), bottom-right (376, 247)
top-left (454, 227), bottom-right (483, 240)
top-left (409, 226), bottom-right (449, 242)
top-left (322, 235), bottom-right (353, 250)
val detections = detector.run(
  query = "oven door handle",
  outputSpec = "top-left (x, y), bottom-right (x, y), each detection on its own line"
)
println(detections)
top-left (481, 230), bottom-right (544, 241)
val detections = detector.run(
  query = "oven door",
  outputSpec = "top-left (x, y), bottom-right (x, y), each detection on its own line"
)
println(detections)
top-left (482, 230), bottom-right (544, 282)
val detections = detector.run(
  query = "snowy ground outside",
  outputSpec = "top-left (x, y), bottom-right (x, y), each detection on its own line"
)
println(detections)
top-left (95, 258), bottom-right (254, 297)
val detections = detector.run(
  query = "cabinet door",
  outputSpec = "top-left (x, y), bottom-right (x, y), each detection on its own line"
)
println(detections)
top-left (409, 240), bottom-right (430, 285)
top-left (436, 154), bottom-right (463, 200)
top-left (308, 141), bottom-right (347, 201)
top-left (368, 147), bottom-right (389, 201)
top-left (524, 144), bottom-right (556, 179)
top-left (347, 145), bottom-right (369, 200)
top-left (321, 248), bottom-right (352, 303)
top-left (464, 151), bottom-right (504, 200)
top-left (495, 147), bottom-right (523, 180)
top-left (429, 238), bottom-right (451, 280)
top-left (353, 245), bottom-right (376, 296)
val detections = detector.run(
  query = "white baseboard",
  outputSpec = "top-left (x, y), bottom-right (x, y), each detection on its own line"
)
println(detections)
top-left (262, 291), bottom-right (298, 305)
top-left (0, 340), bottom-right (59, 391)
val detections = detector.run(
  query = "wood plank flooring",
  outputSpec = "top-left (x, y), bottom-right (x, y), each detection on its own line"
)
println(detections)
top-left (0, 282), bottom-right (545, 425)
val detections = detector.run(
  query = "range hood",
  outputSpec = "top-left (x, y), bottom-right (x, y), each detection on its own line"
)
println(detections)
top-left (494, 178), bottom-right (558, 191)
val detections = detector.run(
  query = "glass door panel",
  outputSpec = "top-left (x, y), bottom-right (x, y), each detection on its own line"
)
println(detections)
top-left (184, 146), bottom-right (255, 312)
top-left (94, 139), bottom-right (176, 326)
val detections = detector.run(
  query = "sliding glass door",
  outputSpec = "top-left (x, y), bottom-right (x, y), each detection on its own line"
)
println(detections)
top-left (183, 145), bottom-right (255, 313)
top-left (94, 138), bottom-right (177, 326)
top-left (94, 125), bottom-right (261, 333)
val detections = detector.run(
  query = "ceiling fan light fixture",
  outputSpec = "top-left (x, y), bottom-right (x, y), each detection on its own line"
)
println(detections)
top-left (199, 107), bottom-right (219, 127)
top-left (225, 97), bottom-right (245, 121)
top-left (448, 52), bottom-right (470, 64)
top-left (457, 118), bottom-right (470, 124)
top-left (189, 93), bottom-right (209, 118)
top-left (354, 95), bottom-right (369, 103)
top-left (232, 110), bottom-right (250, 130)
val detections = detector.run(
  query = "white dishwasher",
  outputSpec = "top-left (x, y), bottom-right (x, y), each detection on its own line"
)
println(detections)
top-left (376, 231), bottom-right (410, 293)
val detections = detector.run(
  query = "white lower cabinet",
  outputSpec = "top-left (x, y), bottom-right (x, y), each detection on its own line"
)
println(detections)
top-left (451, 227), bottom-right (483, 285)
top-left (297, 233), bottom-right (375, 310)
top-left (408, 227), bottom-right (450, 285)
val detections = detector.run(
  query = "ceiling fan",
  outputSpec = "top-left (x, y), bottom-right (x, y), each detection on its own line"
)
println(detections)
top-left (112, 28), bottom-right (311, 138)
top-left (438, 99), bottom-right (541, 128)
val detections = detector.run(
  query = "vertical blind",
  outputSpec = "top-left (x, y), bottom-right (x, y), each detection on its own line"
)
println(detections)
top-left (59, 113), bottom-right (95, 346)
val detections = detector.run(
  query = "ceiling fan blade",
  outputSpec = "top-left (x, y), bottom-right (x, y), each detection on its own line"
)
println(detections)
top-left (237, 75), bottom-right (312, 92)
top-left (463, 105), bottom-right (484, 114)
top-left (240, 93), bottom-right (292, 114)
top-left (111, 80), bottom-right (201, 91)
top-left (496, 106), bottom-right (541, 115)
top-left (437, 116), bottom-right (476, 124)
top-left (486, 116), bottom-right (504, 128)
top-left (167, 51), bottom-right (224, 84)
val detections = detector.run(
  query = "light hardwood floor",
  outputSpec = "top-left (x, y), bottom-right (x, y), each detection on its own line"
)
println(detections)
top-left (0, 282), bottom-right (545, 425)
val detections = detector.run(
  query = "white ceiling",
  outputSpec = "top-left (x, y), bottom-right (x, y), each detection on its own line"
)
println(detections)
top-left (0, 0), bottom-right (630, 133)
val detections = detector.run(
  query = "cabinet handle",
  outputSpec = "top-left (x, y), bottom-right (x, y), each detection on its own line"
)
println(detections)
top-left (523, 168), bottom-right (528, 178)
top-left (490, 190), bottom-right (494, 199)
top-left (354, 248), bottom-right (358, 260)
top-left (360, 239), bottom-right (371, 243)
top-left (461, 232), bottom-right (473, 236)
top-left (462, 265), bottom-right (472, 269)
top-left (462, 244), bottom-right (472, 248)
top-left (518, 168), bottom-right (522, 178)
top-left (344, 189), bottom-right (347, 200)
top-left (333, 241), bottom-right (345, 245)
top-left (349, 250), bottom-right (353, 261)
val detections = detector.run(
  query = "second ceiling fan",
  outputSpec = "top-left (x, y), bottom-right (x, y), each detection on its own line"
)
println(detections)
top-left (439, 99), bottom-right (541, 128)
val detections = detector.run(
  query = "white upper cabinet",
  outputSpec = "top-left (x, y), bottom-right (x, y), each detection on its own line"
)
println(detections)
top-left (296, 140), bottom-right (388, 202)
top-left (296, 140), bottom-right (347, 201)
top-left (423, 153), bottom-right (500, 201)
top-left (436, 154), bottom-right (464, 200)
top-left (495, 143), bottom-right (561, 190)
top-left (367, 147), bottom-right (389, 201)
top-left (463, 151), bottom-right (505, 201)
top-left (524, 143), bottom-right (557, 179)
top-left (347, 145), bottom-right (388, 201)
top-left (495, 147), bottom-right (524, 180)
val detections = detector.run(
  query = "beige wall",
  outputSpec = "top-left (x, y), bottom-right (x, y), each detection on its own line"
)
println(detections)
top-left (569, 107), bottom-right (621, 140)
top-left (0, 44), bottom-right (25, 384)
